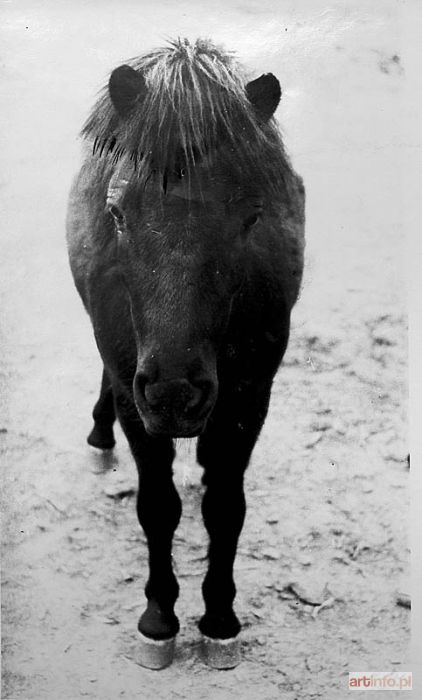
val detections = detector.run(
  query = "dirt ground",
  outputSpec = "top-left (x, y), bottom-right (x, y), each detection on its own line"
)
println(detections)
top-left (1, 2), bottom-right (411, 699)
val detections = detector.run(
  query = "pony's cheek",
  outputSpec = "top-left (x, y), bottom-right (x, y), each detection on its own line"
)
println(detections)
top-left (114, 223), bottom-right (133, 247)
top-left (115, 231), bottom-right (135, 271)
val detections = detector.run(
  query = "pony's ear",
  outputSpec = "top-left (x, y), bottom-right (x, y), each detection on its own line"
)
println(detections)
top-left (246, 73), bottom-right (281, 122)
top-left (109, 65), bottom-right (147, 117)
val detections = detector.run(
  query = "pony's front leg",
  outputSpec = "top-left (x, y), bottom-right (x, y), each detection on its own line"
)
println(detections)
top-left (196, 381), bottom-right (272, 666)
top-left (115, 393), bottom-right (181, 665)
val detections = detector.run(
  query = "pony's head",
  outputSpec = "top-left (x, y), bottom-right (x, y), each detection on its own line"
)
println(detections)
top-left (84, 39), bottom-right (290, 437)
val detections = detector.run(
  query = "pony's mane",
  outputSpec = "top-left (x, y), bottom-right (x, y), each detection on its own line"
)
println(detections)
top-left (82, 38), bottom-right (291, 197)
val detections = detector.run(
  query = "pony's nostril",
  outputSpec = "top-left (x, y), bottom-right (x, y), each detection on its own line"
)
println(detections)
top-left (144, 384), bottom-right (165, 412)
top-left (184, 388), bottom-right (203, 413)
top-left (184, 381), bottom-right (213, 416)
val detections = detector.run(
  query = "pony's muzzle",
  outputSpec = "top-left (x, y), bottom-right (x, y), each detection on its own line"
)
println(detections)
top-left (133, 374), bottom-right (216, 437)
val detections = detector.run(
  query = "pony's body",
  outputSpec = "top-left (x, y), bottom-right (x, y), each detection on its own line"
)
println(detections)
top-left (66, 39), bottom-right (304, 665)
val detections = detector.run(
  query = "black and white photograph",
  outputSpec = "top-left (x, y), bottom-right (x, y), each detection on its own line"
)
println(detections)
top-left (1, 1), bottom-right (418, 698)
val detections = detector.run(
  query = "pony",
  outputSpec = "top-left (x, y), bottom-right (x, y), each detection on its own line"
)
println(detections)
top-left (66, 37), bottom-right (305, 669)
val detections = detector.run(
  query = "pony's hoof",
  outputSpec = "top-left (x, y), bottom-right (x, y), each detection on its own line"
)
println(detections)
top-left (138, 632), bottom-right (176, 670)
top-left (201, 635), bottom-right (241, 669)
top-left (87, 425), bottom-right (116, 450)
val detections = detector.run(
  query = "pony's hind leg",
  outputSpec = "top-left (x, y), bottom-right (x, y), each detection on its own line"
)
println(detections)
top-left (87, 368), bottom-right (116, 449)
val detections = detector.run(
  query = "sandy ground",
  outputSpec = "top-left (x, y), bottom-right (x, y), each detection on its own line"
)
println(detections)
top-left (1, 1), bottom-right (411, 698)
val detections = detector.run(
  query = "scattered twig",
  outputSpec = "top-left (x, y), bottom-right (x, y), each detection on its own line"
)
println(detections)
top-left (121, 655), bottom-right (138, 666)
top-left (104, 485), bottom-right (136, 499)
top-left (333, 555), bottom-right (365, 576)
top-left (312, 596), bottom-right (336, 619)
top-left (98, 615), bottom-right (120, 625)
top-left (350, 541), bottom-right (366, 560)
top-left (281, 582), bottom-right (326, 606)
top-left (44, 497), bottom-right (67, 516)
top-left (305, 433), bottom-right (323, 449)
top-left (188, 554), bottom-right (208, 563)
top-left (178, 570), bottom-right (204, 578)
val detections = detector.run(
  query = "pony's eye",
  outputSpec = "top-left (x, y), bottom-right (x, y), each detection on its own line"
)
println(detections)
top-left (109, 204), bottom-right (124, 222)
top-left (243, 212), bottom-right (260, 230)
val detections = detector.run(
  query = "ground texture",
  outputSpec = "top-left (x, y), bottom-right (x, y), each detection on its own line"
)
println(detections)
top-left (1, 2), bottom-right (409, 698)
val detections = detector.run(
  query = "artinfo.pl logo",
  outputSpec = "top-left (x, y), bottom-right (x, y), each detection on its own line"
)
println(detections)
top-left (349, 672), bottom-right (412, 690)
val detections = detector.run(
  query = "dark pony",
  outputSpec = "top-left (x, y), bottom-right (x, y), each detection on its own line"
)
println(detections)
top-left (67, 37), bottom-right (305, 669)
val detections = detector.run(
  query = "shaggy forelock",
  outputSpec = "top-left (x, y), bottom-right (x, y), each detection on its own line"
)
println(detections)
top-left (82, 38), bottom-right (291, 198)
